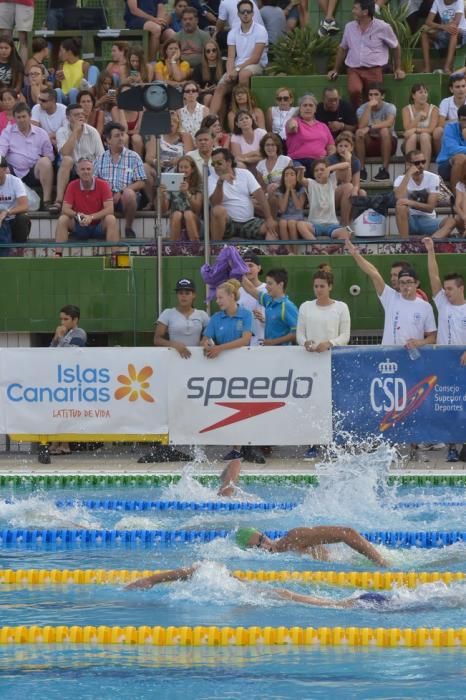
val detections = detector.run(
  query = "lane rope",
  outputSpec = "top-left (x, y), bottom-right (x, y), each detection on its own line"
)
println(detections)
top-left (0, 625), bottom-right (465, 646)
top-left (0, 474), bottom-right (465, 488)
top-left (0, 529), bottom-right (465, 549)
top-left (53, 499), bottom-right (298, 512)
top-left (0, 569), bottom-right (463, 588)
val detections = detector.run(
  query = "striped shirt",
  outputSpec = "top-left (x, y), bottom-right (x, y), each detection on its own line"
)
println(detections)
top-left (94, 147), bottom-right (147, 192)
top-left (56, 123), bottom-right (104, 161)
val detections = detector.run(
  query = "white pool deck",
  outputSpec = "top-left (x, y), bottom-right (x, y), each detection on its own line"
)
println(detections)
top-left (0, 444), bottom-right (464, 477)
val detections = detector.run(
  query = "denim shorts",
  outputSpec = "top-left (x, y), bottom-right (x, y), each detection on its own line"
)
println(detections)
top-left (408, 215), bottom-right (441, 236)
top-left (71, 222), bottom-right (105, 240)
top-left (311, 222), bottom-right (342, 237)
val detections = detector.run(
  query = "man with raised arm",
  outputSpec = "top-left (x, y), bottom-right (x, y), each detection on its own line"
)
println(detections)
top-left (345, 239), bottom-right (437, 351)
top-left (423, 237), bottom-right (466, 462)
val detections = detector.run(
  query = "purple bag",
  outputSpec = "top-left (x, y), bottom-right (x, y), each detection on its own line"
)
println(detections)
top-left (201, 245), bottom-right (249, 301)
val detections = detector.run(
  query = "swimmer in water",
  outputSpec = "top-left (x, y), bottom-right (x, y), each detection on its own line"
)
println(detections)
top-left (217, 458), bottom-right (242, 497)
top-left (234, 526), bottom-right (389, 567)
top-left (125, 564), bottom-right (388, 607)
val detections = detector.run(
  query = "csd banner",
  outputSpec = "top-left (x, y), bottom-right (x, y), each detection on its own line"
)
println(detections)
top-left (168, 347), bottom-right (332, 445)
top-left (332, 346), bottom-right (466, 442)
top-left (0, 348), bottom-right (169, 434)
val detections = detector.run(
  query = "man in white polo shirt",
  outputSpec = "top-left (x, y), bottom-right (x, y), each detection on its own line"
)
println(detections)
top-left (210, 0), bottom-right (268, 115)
top-left (423, 237), bottom-right (466, 462)
top-left (208, 147), bottom-right (277, 242)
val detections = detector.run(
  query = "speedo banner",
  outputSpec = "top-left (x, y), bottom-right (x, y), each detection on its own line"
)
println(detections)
top-left (332, 346), bottom-right (466, 442)
top-left (167, 347), bottom-right (332, 445)
top-left (0, 348), bottom-right (169, 435)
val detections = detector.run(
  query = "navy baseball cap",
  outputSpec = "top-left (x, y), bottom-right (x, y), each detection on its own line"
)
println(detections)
top-left (175, 278), bottom-right (196, 291)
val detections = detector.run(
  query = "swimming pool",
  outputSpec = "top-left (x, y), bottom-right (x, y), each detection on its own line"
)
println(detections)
top-left (0, 447), bottom-right (465, 698)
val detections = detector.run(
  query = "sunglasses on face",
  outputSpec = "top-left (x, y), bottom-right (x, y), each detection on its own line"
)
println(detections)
top-left (184, 88), bottom-right (198, 93)
top-left (239, 9), bottom-right (253, 14)
top-left (277, 96), bottom-right (290, 101)
top-left (205, 48), bottom-right (217, 53)
top-left (412, 160), bottom-right (426, 165)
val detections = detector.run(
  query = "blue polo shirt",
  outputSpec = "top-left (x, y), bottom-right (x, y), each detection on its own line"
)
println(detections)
top-left (204, 305), bottom-right (253, 344)
top-left (259, 292), bottom-right (298, 344)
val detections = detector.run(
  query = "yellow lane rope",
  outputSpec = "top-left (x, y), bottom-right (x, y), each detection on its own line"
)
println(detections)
top-left (0, 625), bottom-right (465, 646)
top-left (0, 569), bottom-right (464, 588)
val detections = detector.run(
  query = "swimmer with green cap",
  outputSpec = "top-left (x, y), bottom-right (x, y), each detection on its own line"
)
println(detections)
top-left (234, 526), bottom-right (389, 567)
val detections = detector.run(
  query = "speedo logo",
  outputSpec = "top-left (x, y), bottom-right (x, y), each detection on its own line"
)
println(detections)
top-left (186, 370), bottom-right (314, 433)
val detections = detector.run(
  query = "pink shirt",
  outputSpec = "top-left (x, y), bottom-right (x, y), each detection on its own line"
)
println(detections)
top-left (285, 118), bottom-right (334, 160)
top-left (0, 112), bottom-right (14, 134)
top-left (230, 128), bottom-right (267, 155)
top-left (0, 123), bottom-right (54, 178)
top-left (340, 18), bottom-right (398, 68)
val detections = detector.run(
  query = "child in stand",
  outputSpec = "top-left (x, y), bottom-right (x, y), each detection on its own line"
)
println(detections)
top-left (161, 155), bottom-right (202, 242)
top-left (302, 159), bottom-right (352, 245)
top-left (0, 88), bottom-right (17, 133)
top-left (276, 165), bottom-right (315, 254)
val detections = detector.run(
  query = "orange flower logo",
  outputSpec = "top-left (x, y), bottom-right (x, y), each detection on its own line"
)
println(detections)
top-left (114, 364), bottom-right (155, 403)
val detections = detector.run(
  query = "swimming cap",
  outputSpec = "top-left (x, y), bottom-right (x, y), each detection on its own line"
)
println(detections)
top-left (357, 592), bottom-right (388, 606)
top-left (235, 527), bottom-right (260, 549)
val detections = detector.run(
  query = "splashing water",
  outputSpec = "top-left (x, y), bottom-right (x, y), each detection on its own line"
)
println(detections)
top-left (0, 494), bottom-right (100, 530)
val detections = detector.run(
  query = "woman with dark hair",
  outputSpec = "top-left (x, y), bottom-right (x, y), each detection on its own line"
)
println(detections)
top-left (193, 40), bottom-right (225, 107)
top-left (256, 132), bottom-right (291, 191)
top-left (25, 37), bottom-right (49, 81)
top-left (105, 42), bottom-right (129, 86)
top-left (0, 37), bottom-right (23, 92)
top-left (126, 44), bottom-right (153, 84)
top-left (297, 264), bottom-right (351, 460)
top-left (77, 89), bottom-right (104, 135)
top-left (94, 71), bottom-right (119, 125)
top-left (54, 38), bottom-right (99, 104)
top-left (177, 80), bottom-right (209, 138)
top-left (402, 84), bottom-right (438, 169)
top-left (0, 88), bottom-right (17, 133)
top-left (21, 66), bottom-right (48, 108)
top-left (201, 114), bottom-right (230, 149)
top-left (154, 38), bottom-right (190, 85)
top-left (285, 93), bottom-right (335, 177)
top-left (230, 109), bottom-right (267, 170)
top-left (161, 155), bottom-right (203, 241)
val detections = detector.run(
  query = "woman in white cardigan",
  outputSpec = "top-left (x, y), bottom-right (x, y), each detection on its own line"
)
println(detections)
top-left (297, 264), bottom-right (351, 460)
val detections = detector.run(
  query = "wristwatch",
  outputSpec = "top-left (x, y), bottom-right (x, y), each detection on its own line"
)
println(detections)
top-left (235, 66), bottom-right (240, 73)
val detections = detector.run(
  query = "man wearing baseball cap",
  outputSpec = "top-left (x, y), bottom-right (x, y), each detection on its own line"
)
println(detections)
top-left (0, 156), bottom-right (30, 256)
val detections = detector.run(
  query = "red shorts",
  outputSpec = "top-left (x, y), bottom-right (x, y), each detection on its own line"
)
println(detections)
top-left (365, 134), bottom-right (397, 157)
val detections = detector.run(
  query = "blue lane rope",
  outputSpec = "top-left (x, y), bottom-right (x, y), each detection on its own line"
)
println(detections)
top-left (0, 529), bottom-right (464, 549)
top-left (53, 499), bottom-right (299, 512)
top-left (394, 502), bottom-right (466, 509)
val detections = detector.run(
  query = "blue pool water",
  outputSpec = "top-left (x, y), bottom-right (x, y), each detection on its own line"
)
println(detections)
top-left (0, 446), bottom-right (465, 697)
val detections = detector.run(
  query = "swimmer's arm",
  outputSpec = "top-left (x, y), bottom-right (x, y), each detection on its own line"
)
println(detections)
top-left (272, 587), bottom-right (354, 608)
top-left (125, 566), bottom-right (198, 590)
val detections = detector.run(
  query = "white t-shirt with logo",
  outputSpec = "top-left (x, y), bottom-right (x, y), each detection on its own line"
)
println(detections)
top-left (379, 285), bottom-right (437, 345)
top-left (393, 170), bottom-right (440, 217)
top-left (430, 0), bottom-right (466, 31)
top-left (208, 168), bottom-right (260, 221)
top-left (0, 173), bottom-right (26, 219)
top-left (438, 95), bottom-right (466, 122)
top-left (239, 282), bottom-right (266, 344)
top-left (434, 290), bottom-right (466, 345)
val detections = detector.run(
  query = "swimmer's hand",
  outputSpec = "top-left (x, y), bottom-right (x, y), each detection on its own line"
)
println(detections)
top-left (125, 566), bottom-right (198, 590)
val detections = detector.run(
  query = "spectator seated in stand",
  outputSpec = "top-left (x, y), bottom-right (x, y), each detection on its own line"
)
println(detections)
top-left (145, 110), bottom-right (193, 180)
top-left (192, 40), bottom-right (225, 108)
top-left (355, 82), bottom-right (397, 182)
top-left (276, 165), bottom-right (316, 254)
top-left (285, 94), bottom-right (335, 178)
top-left (432, 160), bottom-right (466, 238)
top-left (124, 0), bottom-right (175, 62)
top-left (177, 80), bottom-right (209, 139)
top-left (126, 44), bottom-right (154, 84)
top-left (105, 42), bottom-right (129, 87)
top-left (327, 131), bottom-right (364, 225)
top-left (266, 86), bottom-right (296, 142)
top-left (114, 85), bottom-right (144, 158)
top-left (154, 38), bottom-right (190, 85)
top-left (22, 65), bottom-right (49, 109)
top-left (53, 103), bottom-right (105, 215)
top-left (186, 126), bottom-right (214, 179)
top-left (0, 87), bottom-right (17, 134)
top-left (421, 0), bottom-right (466, 75)
top-left (94, 121), bottom-right (149, 239)
top-left (24, 37), bottom-right (49, 81)
top-left (201, 114), bottom-right (230, 149)
top-left (256, 132), bottom-right (292, 217)
top-left (209, 0), bottom-right (268, 116)
top-left (0, 36), bottom-right (23, 92)
top-left (54, 38), bottom-right (99, 106)
top-left (0, 102), bottom-right (54, 210)
top-left (54, 156), bottom-right (119, 253)
top-left (227, 84), bottom-right (265, 133)
top-left (402, 83), bottom-right (439, 171)
top-left (316, 87), bottom-right (357, 140)
top-left (169, 0), bottom-right (189, 32)
top-left (31, 86), bottom-right (67, 151)
top-left (77, 90), bottom-right (105, 138)
top-left (434, 73), bottom-right (466, 154)
top-left (394, 149), bottom-right (446, 238)
top-left (94, 72), bottom-right (119, 125)
top-left (208, 147), bottom-right (278, 244)
top-left (176, 7), bottom-right (211, 70)
top-left (161, 155), bottom-right (203, 242)
top-left (0, 155), bottom-right (30, 256)
top-left (302, 159), bottom-right (352, 242)
top-left (436, 103), bottom-right (466, 187)
top-left (230, 109), bottom-right (267, 172)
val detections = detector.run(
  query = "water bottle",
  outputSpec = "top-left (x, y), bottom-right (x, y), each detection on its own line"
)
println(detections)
top-left (407, 346), bottom-right (421, 361)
